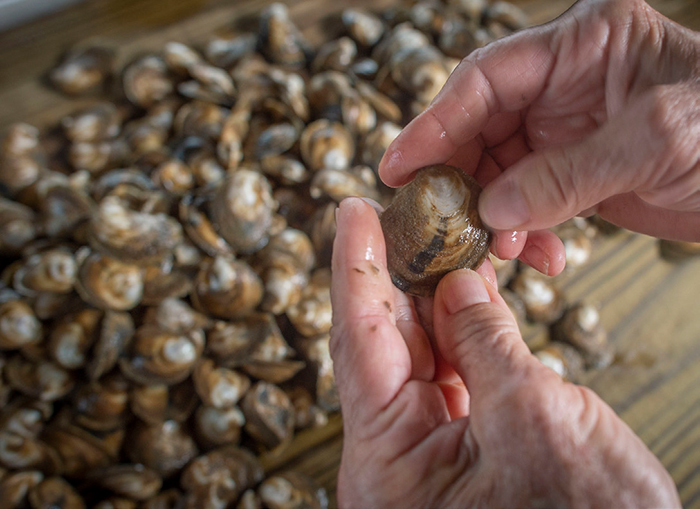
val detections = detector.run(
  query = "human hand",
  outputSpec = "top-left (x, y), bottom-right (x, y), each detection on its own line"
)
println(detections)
top-left (330, 197), bottom-right (680, 508)
top-left (379, 0), bottom-right (700, 267)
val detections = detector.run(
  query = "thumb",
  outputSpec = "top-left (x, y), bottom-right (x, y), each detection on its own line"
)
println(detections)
top-left (433, 269), bottom-right (534, 398)
top-left (478, 86), bottom-right (692, 231)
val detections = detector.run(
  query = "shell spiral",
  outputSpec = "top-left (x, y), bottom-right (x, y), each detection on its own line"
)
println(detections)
top-left (380, 165), bottom-right (491, 296)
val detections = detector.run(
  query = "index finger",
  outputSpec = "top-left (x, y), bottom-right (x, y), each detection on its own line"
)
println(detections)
top-left (330, 198), bottom-right (412, 427)
top-left (378, 27), bottom-right (555, 187)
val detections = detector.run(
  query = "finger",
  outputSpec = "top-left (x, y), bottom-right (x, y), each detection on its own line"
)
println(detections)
top-left (479, 84), bottom-right (700, 231)
top-left (598, 193), bottom-right (700, 242)
top-left (330, 198), bottom-right (411, 426)
top-left (378, 28), bottom-right (556, 187)
top-left (518, 229), bottom-right (566, 276)
top-left (433, 269), bottom-right (534, 399)
top-left (393, 288), bottom-right (435, 382)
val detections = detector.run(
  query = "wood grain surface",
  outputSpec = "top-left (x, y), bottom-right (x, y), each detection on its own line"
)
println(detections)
top-left (1, 0), bottom-right (700, 507)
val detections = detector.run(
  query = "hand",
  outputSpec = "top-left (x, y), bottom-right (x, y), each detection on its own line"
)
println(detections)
top-left (379, 0), bottom-right (700, 261)
top-left (330, 197), bottom-right (680, 508)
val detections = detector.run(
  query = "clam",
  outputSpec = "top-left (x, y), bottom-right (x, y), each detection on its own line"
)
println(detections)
top-left (173, 100), bottom-right (227, 140)
top-left (13, 249), bottom-right (77, 295)
top-left (192, 359), bottom-right (251, 409)
top-left (241, 381), bottom-right (294, 451)
top-left (210, 170), bottom-right (277, 255)
top-left (534, 341), bottom-right (584, 383)
top-left (308, 71), bottom-right (352, 122)
top-left (310, 167), bottom-right (380, 203)
top-left (151, 159), bottom-right (195, 195)
top-left (484, 1), bottom-right (529, 31)
top-left (355, 81), bottom-right (402, 124)
top-left (163, 42), bottom-right (202, 75)
top-left (341, 91), bottom-right (377, 135)
top-left (297, 334), bottom-right (338, 411)
top-left (306, 202), bottom-right (337, 267)
top-left (92, 464), bottom-right (163, 501)
top-left (35, 174), bottom-right (94, 239)
top-left (206, 313), bottom-right (293, 368)
top-left (85, 310), bottom-right (134, 381)
top-left (217, 104), bottom-right (250, 171)
top-left (130, 381), bottom-right (198, 425)
top-left (555, 303), bottom-right (613, 369)
top-left (180, 446), bottom-right (263, 507)
top-left (204, 33), bottom-right (258, 69)
top-left (0, 432), bottom-right (51, 471)
top-left (74, 250), bottom-right (144, 311)
top-left (255, 228), bottom-right (316, 315)
top-left (300, 120), bottom-right (354, 172)
top-left (68, 139), bottom-right (129, 174)
top-left (259, 3), bottom-right (310, 68)
top-left (258, 471), bottom-right (329, 509)
top-left (123, 55), bottom-right (174, 108)
top-left (126, 420), bottom-right (198, 477)
top-left (260, 155), bottom-right (310, 185)
top-left (41, 423), bottom-right (116, 477)
top-left (342, 9), bottom-right (386, 49)
top-left (179, 63), bottom-right (236, 105)
top-left (191, 256), bottom-right (264, 320)
top-left (27, 476), bottom-right (86, 509)
top-left (286, 268), bottom-right (332, 337)
top-left (287, 386), bottom-right (328, 430)
top-left (0, 471), bottom-right (44, 508)
top-left (143, 298), bottom-right (210, 335)
top-left (48, 309), bottom-right (101, 370)
top-left (380, 165), bottom-right (491, 297)
top-left (71, 375), bottom-right (129, 431)
top-left (119, 325), bottom-right (204, 385)
top-left (312, 37), bottom-right (358, 74)
top-left (254, 123), bottom-right (299, 160)
top-left (179, 192), bottom-right (235, 257)
top-left (88, 195), bottom-right (183, 263)
top-left (0, 198), bottom-right (38, 255)
top-left (511, 268), bottom-right (566, 324)
top-left (49, 46), bottom-right (115, 96)
top-left (361, 121), bottom-right (402, 170)
top-left (61, 103), bottom-right (121, 143)
top-left (351, 57), bottom-right (379, 80)
top-left (0, 299), bottom-right (43, 350)
top-left (0, 129), bottom-right (43, 195)
top-left (5, 356), bottom-right (74, 402)
top-left (141, 263), bottom-right (192, 306)
top-left (194, 405), bottom-right (245, 449)
top-left (439, 18), bottom-right (478, 58)
top-left (390, 45), bottom-right (450, 104)
top-left (659, 240), bottom-right (700, 261)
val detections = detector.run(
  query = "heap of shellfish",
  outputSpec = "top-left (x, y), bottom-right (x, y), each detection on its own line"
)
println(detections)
top-left (0, 0), bottom-right (659, 505)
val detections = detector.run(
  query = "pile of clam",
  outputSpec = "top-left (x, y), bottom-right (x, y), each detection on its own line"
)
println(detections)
top-left (2, 0), bottom-right (697, 506)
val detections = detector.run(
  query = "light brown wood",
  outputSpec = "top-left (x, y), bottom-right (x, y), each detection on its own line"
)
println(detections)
top-left (1, 1), bottom-right (700, 508)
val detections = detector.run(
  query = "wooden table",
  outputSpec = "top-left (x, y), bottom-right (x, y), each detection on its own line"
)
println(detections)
top-left (1, 1), bottom-right (700, 507)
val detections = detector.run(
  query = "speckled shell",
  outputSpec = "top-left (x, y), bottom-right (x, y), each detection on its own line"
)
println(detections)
top-left (380, 165), bottom-right (491, 297)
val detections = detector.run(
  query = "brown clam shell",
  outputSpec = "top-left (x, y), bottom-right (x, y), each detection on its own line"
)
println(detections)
top-left (380, 165), bottom-right (491, 297)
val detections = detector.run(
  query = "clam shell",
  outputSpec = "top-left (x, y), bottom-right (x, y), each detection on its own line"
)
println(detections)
top-left (380, 165), bottom-right (491, 297)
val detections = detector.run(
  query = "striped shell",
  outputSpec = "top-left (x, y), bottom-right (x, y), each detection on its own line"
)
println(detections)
top-left (380, 164), bottom-right (491, 296)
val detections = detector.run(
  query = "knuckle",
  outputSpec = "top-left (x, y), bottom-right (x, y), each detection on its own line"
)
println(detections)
top-left (447, 303), bottom-right (522, 362)
top-left (534, 148), bottom-right (581, 214)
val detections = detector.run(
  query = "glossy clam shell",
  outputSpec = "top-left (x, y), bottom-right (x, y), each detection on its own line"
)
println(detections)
top-left (380, 165), bottom-right (491, 297)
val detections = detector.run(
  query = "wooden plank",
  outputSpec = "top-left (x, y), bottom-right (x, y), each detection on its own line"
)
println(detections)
top-left (1, 0), bottom-right (700, 507)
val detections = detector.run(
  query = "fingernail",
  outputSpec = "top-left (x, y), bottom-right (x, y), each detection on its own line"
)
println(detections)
top-left (360, 197), bottom-right (384, 215)
top-left (441, 269), bottom-right (491, 315)
top-left (480, 178), bottom-right (530, 230)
